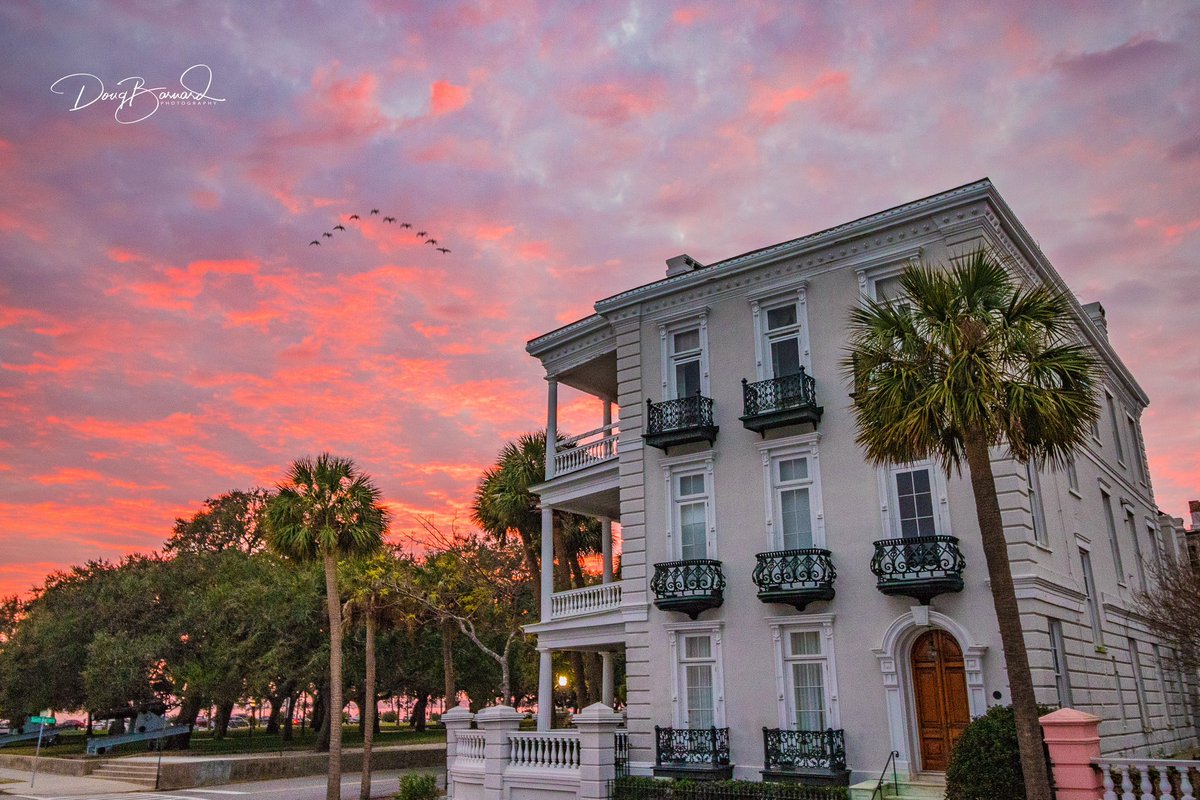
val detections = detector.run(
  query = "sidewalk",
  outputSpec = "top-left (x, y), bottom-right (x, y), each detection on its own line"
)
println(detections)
top-left (0, 767), bottom-right (144, 796)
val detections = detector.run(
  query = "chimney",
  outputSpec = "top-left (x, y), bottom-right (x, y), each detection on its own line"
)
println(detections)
top-left (666, 253), bottom-right (704, 278)
top-left (1082, 301), bottom-right (1108, 337)
top-left (1189, 499), bottom-right (1200, 531)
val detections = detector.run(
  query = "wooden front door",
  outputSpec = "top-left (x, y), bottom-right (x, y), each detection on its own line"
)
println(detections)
top-left (911, 629), bottom-right (970, 772)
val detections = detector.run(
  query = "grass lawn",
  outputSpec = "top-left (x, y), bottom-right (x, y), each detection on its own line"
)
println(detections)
top-left (0, 724), bottom-right (444, 758)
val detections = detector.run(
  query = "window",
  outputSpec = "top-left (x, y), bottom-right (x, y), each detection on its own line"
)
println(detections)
top-left (1127, 416), bottom-right (1146, 484)
top-left (774, 455), bottom-right (815, 550)
top-left (1027, 462), bottom-right (1048, 546)
top-left (1106, 393), bottom-right (1125, 463)
top-left (1146, 522), bottom-right (1162, 573)
top-left (784, 630), bottom-right (828, 730)
top-left (1079, 549), bottom-right (1103, 646)
top-left (1065, 456), bottom-right (1080, 495)
top-left (670, 328), bottom-right (702, 400)
top-left (1129, 639), bottom-right (1151, 730)
top-left (873, 273), bottom-right (906, 303)
top-left (1175, 648), bottom-right (1192, 721)
top-left (762, 301), bottom-right (803, 379)
top-left (1102, 490), bottom-right (1124, 581)
top-left (890, 465), bottom-right (938, 538)
top-left (681, 634), bottom-right (716, 729)
top-left (1088, 414), bottom-right (1101, 442)
top-left (1125, 507), bottom-right (1145, 590)
top-left (673, 471), bottom-right (710, 561)
top-left (1048, 619), bottom-right (1072, 708)
top-left (1152, 643), bottom-right (1172, 728)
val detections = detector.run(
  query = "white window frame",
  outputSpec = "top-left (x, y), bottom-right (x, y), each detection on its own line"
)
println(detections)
top-left (1065, 456), bottom-right (1080, 497)
top-left (667, 621), bottom-right (726, 729)
top-left (1078, 546), bottom-right (1104, 648)
top-left (1126, 414), bottom-right (1147, 486)
top-left (1027, 461), bottom-right (1049, 547)
top-left (854, 246), bottom-right (923, 306)
top-left (749, 284), bottom-right (811, 381)
top-left (767, 614), bottom-right (839, 731)
top-left (757, 433), bottom-right (825, 551)
top-left (877, 460), bottom-right (950, 540)
top-left (1101, 487), bottom-right (1125, 585)
top-left (659, 312), bottom-right (710, 400)
top-left (662, 454), bottom-right (717, 561)
top-left (1151, 643), bottom-right (1172, 729)
top-left (1048, 618), bottom-right (1072, 708)
top-left (1123, 503), bottom-right (1145, 590)
top-left (1129, 638), bottom-right (1151, 731)
top-left (1106, 391), bottom-right (1126, 465)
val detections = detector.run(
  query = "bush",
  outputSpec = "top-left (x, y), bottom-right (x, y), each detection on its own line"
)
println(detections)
top-left (946, 705), bottom-right (1047, 800)
top-left (610, 776), bottom-right (846, 800)
top-left (381, 711), bottom-right (398, 723)
top-left (396, 772), bottom-right (439, 800)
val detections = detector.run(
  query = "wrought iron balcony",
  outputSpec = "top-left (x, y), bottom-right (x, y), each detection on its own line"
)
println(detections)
top-left (653, 726), bottom-right (732, 780)
top-left (740, 368), bottom-right (823, 434)
top-left (752, 549), bottom-right (836, 612)
top-left (651, 559), bottom-right (725, 619)
top-left (870, 535), bottom-right (965, 605)
top-left (762, 728), bottom-right (850, 786)
top-left (643, 394), bottom-right (718, 451)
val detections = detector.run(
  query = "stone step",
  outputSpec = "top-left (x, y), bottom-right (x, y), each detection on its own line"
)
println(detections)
top-left (91, 761), bottom-right (160, 785)
top-left (848, 775), bottom-right (946, 800)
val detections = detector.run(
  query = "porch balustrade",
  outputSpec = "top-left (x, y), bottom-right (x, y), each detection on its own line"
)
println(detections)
top-left (508, 731), bottom-right (581, 769)
top-left (550, 581), bottom-right (622, 620)
top-left (551, 423), bottom-right (618, 477)
top-left (1097, 758), bottom-right (1198, 800)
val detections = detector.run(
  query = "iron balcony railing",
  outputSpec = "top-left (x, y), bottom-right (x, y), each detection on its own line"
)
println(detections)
top-left (763, 728), bottom-right (847, 772)
top-left (655, 726), bottom-right (730, 767)
top-left (650, 559), bottom-right (725, 618)
top-left (752, 549), bottom-right (836, 611)
top-left (870, 535), bottom-right (966, 604)
top-left (742, 368), bottom-right (818, 417)
top-left (643, 394), bottom-right (718, 450)
top-left (615, 730), bottom-right (629, 778)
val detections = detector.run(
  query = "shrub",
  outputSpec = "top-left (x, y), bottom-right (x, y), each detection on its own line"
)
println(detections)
top-left (610, 776), bottom-right (846, 800)
top-left (946, 705), bottom-right (1049, 800)
top-left (396, 772), bottom-right (439, 800)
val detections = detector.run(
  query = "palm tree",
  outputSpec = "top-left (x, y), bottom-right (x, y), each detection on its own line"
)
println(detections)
top-left (844, 249), bottom-right (1099, 800)
top-left (265, 454), bottom-right (388, 800)
top-left (472, 432), bottom-right (546, 605)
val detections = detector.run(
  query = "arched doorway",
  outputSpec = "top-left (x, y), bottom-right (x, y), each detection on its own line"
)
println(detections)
top-left (910, 629), bottom-right (970, 771)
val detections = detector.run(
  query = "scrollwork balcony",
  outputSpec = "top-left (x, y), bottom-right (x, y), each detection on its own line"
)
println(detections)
top-left (650, 559), bottom-right (725, 619)
top-left (870, 535), bottom-right (965, 605)
top-left (643, 394), bottom-right (718, 451)
top-left (752, 549), bottom-right (836, 612)
top-left (762, 728), bottom-right (850, 786)
top-left (740, 368), bottom-right (823, 435)
top-left (653, 726), bottom-right (732, 780)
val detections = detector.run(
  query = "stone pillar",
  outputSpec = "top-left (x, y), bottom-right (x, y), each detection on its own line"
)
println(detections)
top-left (537, 649), bottom-right (554, 732)
top-left (441, 705), bottom-right (475, 800)
top-left (576, 702), bottom-right (622, 800)
top-left (1039, 707), bottom-right (1104, 800)
top-left (478, 705), bottom-right (523, 800)
top-left (601, 652), bottom-right (615, 708)
top-left (602, 517), bottom-right (614, 583)
top-left (545, 377), bottom-right (558, 478)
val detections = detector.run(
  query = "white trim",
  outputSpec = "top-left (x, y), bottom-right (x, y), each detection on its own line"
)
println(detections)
top-left (873, 610), bottom-right (988, 775)
top-left (855, 246), bottom-right (924, 303)
top-left (749, 282), bottom-right (811, 381)
top-left (658, 311), bottom-right (710, 399)
top-left (877, 460), bottom-right (951, 539)
top-left (766, 614), bottom-right (840, 731)
top-left (666, 621), bottom-right (726, 728)
top-left (757, 436), bottom-right (825, 550)
top-left (662, 454), bottom-right (717, 561)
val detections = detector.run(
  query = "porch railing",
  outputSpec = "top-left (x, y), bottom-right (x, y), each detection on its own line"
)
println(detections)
top-left (1096, 758), bottom-right (1199, 800)
top-left (457, 730), bottom-right (486, 762)
top-left (552, 423), bottom-right (619, 477)
top-left (615, 730), bottom-right (629, 778)
top-left (763, 728), bottom-right (847, 771)
top-left (508, 730), bottom-right (581, 770)
top-left (655, 726), bottom-right (730, 767)
top-left (550, 581), bottom-right (623, 620)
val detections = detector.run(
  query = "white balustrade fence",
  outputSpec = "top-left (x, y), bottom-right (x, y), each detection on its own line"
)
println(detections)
top-left (457, 730), bottom-right (487, 762)
top-left (1097, 758), bottom-right (1199, 800)
top-left (552, 424), bottom-right (618, 476)
top-left (508, 731), bottom-right (581, 770)
top-left (550, 582), bottom-right (622, 620)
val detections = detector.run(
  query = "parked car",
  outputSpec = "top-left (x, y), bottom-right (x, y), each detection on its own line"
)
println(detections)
top-left (0, 720), bottom-right (10, 735)
top-left (57, 720), bottom-right (85, 730)
top-left (226, 717), bottom-right (249, 729)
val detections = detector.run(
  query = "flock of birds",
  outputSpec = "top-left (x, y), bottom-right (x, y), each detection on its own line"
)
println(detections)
top-left (307, 208), bottom-right (451, 254)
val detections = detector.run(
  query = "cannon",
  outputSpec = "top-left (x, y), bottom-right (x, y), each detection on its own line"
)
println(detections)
top-left (0, 716), bottom-right (64, 749)
top-left (86, 702), bottom-right (191, 756)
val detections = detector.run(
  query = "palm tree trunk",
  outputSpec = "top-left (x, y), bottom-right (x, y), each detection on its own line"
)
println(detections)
top-left (359, 609), bottom-right (376, 800)
top-left (963, 433), bottom-right (1051, 800)
top-left (442, 620), bottom-right (456, 707)
top-left (323, 553), bottom-right (343, 800)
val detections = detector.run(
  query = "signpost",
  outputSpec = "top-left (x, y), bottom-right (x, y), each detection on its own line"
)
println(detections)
top-left (28, 714), bottom-right (55, 789)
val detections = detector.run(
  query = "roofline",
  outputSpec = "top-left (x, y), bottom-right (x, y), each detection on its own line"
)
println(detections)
top-left (526, 312), bottom-right (608, 355)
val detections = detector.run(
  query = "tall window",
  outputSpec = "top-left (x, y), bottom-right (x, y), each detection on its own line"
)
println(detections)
top-left (784, 630), bottom-right (828, 731)
top-left (774, 455), bottom-right (815, 550)
top-left (762, 301), bottom-right (802, 379)
top-left (873, 273), bottom-right (906, 303)
top-left (1146, 522), bottom-right (1162, 575)
top-left (1106, 393), bottom-right (1125, 463)
top-left (1125, 508), bottom-right (1145, 590)
top-left (680, 634), bottom-right (716, 729)
top-left (891, 465), bottom-right (938, 538)
top-left (1152, 643), bottom-right (1172, 729)
top-left (1129, 638), bottom-right (1151, 730)
top-left (1048, 619), bottom-right (1072, 708)
top-left (670, 328), bottom-right (702, 400)
top-left (1027, 462), bottom-right (1048, 546)
top-left (1065, 456), bottom-right (1080, 494)
top-left (1079, 549), bottom-right (1103, 646)
top-left (1102, 490), bottom-right (1124, 581)
top-left (1127, 416), bottom-right (1146, 483)
top-left (674, 471), bottom-right (709, 561)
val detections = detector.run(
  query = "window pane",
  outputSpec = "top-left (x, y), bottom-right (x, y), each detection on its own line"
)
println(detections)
top-left (673, 329), bottom-right (700, 353)
top-left (685, 665), bottom-right (714, 729)
top-left (678, 474), bottom-right (704, 497)
top-left (788, 631), bottom-right (821, 656)
top-left (770, 337), bottom-right (801, 377)
top-left (675, 360), bottom-right (701, 399)
top-left (766, 304), bottom-right (797, 330)
top-left (895, 468), bottom-right (936, 539)
top-left (778, 457), bottom-right (808, 483)
top-left (680, 502), bottom-right (707, 559)
top-left (684, 635), bottom-right (712, 659)
top-left (780, 488), bottom-right (812, 549)
top-left (791, 662), bottom-right (825, 731)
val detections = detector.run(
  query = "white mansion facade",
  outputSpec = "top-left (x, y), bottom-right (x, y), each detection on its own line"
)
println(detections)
top-left (522, 180), bottom-right (1198, 784)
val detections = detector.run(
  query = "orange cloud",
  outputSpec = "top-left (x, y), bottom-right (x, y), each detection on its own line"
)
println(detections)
top-left (431, 80), bottom-right (471, 115)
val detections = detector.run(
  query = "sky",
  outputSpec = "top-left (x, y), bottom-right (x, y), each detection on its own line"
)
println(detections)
top-left (0, 1), bottom-right (1198, 598)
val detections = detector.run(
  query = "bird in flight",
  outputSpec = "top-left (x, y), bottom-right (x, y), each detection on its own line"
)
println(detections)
top-left (349, 214), bottom-right (360, 220)
top-left (426, 238), bottom-right (438, 246)
top-left (322, 232), bottom-right (333, 238)
top-left (309, 240), bottom-right (320, 246)
top-left (400, 222), bottom-right (412, 229)
top-left (333, 224), bottom-right (346, 231)
top-left (370, 209), bottom-right (380, 215)
top-left (436, 247), bottom-right (450, 254)
top-left (416, 231), bottom-right (427, 238)
top-left (383, 216), bottom-right (396, 223)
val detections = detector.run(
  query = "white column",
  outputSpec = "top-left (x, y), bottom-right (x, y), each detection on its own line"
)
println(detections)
top-left (537, 649), bottom-right (554, 732)
top-left (601, 652), bottom-right (615, 708)
top-left (541, 505), bottom-right (554, 621)
top-left (545, 377), bottom-right (558, 478)
top-left (603, 399), bottom-right (612, 428)
top-left (602, 517), bottom-right (614, 584)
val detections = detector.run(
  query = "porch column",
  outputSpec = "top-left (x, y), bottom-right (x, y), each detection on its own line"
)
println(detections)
top-left (603, 399), bottom-right (612, 427)
top-left (601, 652), bottom-right (615, 708)
top-left (537, 649), bottom-right (553, 732)
top-left (601, 517), bottom-right (614, 583)
top-left (541, 505), bottom-right (554, 621)
top-left (545, 377), bottom-right (558, 479)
